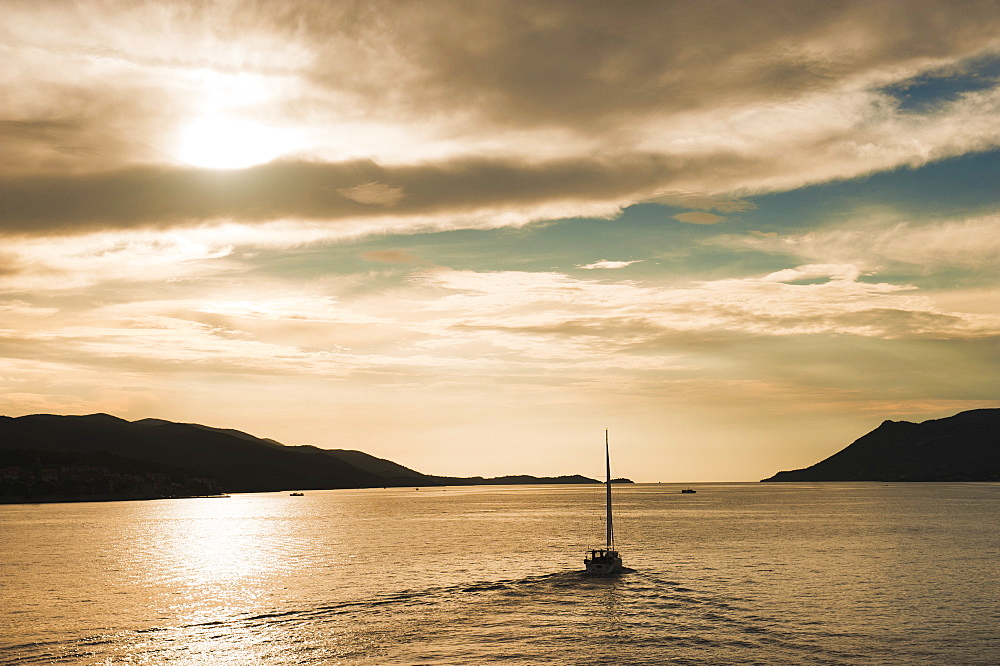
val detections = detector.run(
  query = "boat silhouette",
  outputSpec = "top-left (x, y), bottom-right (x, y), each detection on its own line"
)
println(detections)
top-left (584, 430), bottom-right (623, 575)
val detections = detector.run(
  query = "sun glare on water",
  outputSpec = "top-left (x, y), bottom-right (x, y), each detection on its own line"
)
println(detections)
top-left (176, 117), bottom-right (299, 170)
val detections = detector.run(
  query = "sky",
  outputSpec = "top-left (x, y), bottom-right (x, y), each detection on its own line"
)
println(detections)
top-left (2, 0), bottom-right (999, 482)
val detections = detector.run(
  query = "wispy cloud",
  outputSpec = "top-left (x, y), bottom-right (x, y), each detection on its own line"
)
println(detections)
top-left (577, 259), bottom-right (640, 270)
top-left (360, 250), bottom-right (423, 265)
top-left (673, 212), bottom-right (725, 225)
top-left (717, 212), bottom-right (1000, 275)
top-left (337, 182), bottom-right (406, 207)
top-left (414, 266), bottom-right (1000, 346)
top-left (0, 231), bottom-right (237, 291)
top-left (6, 260), bottom-right (993, 390)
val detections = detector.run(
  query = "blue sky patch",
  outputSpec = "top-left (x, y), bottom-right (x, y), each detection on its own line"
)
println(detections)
top-left (881, 53), bottom-right (1000, 112)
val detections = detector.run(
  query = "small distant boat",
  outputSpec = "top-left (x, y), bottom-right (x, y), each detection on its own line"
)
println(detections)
top-left (584, 430), bottom-right (623, 575)
top-left (289, 492), bottom-right (304, 496)
top-left (681, 488), bottom-right (696, 494)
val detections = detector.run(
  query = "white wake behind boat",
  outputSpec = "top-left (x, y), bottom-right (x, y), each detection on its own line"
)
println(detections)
top-left (584, 430), bottom-right (623, 575)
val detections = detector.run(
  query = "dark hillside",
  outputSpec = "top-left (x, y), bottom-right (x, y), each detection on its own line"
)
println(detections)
top-left (0, 414), bottom-right (602, 499)
top-left (0, 414), bottom-right (391, 492)
top-left (762, 409), bottom-right (1000, 482)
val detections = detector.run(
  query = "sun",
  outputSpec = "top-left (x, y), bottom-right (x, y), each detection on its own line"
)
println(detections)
top-left (176, 116), bottom-right (298, 170)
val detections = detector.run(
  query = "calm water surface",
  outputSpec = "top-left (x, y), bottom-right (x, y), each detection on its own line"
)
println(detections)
top-left (2, 483), bottom-right (998, 664)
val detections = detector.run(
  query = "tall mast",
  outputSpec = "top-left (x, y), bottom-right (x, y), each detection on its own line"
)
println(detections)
top-left (606, 429), bottom-right (613, 549)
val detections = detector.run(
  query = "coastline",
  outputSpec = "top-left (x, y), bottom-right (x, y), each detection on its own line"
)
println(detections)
top-left (0, 493), bottom-right (231, 505)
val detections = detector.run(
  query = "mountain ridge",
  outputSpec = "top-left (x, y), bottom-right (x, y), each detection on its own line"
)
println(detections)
top-left (0, 413), bottom-right (604, 500)
top-left (761, 408), bottom-right (1000, 482)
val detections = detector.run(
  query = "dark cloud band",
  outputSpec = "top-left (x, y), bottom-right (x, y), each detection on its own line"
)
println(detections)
top-left (0, 153), bottom-right (727, 234)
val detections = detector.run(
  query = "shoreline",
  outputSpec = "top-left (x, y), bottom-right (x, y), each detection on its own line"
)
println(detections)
top-left (0, 493), bottom-right (231, 505)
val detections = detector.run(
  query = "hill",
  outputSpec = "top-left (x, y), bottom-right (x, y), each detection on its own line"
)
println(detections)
top-left (0, 414), bottom-right (602, 500)
top-left (761, 408), bottom-right (1000, 482)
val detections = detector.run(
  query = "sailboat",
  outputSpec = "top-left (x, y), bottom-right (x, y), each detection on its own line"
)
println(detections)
top-left (584, 430), bottom-right (623, 575)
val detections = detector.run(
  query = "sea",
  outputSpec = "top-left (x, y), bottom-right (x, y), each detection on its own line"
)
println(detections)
top-left (1, 482), bottom-right (997, 665)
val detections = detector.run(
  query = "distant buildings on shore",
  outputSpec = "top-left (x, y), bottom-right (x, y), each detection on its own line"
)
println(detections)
top-left (1, 459), bottom-right (221, 501)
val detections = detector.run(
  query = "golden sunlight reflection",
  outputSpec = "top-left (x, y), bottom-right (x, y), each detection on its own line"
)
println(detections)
top-left (176, 116), bottom-right (299, 169)
top-left (145, 496), bottom-right (292, 625)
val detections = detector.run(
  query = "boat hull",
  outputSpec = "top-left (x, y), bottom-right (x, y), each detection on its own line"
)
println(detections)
top-left (584, 561), bottom-right (622, 575)
top-left (584, 548), bottom-right (622, 575)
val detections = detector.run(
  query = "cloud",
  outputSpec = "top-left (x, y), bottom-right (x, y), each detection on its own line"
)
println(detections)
top-left (760, 264), bottom-right (865, 283)
top-left (673, 212), bottom-right (725, 225)
top-left (0, 231), bottom-right (237, 291)
top-left (2, 0), bottom-right (1000, 242)
top-left (10, 259), bottom-right (991, 393)
top-left (360, 250), bottom-right (422, 264)
top-left (303, 0), bottom-right (1000, 129)
top-left (644, 192), bottom-right (756, 212)
top-left (337, 181), bottom-right (405, 206)
top-left (718, 213), bottom-right (1000, 274)
top-left (577, 259), bottom-right (640, 270)
top-left (0, 305), bottom-right (472, 379)
top-left (4, 82), bottom-right (998, 238)
top-left (192, 296), bottom-right (386, 324)
top-left (13, 0), bottom-right (995, 138)
top-left (0, 317), bottom-right (351, 376)
top-left (0, 153), bottom-right (693, 233)
top-left (413, 264), bottom-right (1000, 348)
top-left (0, 301), bottom-right (58, 318)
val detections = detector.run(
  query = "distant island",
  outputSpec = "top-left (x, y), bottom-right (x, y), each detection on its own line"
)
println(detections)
top-left (0, 414), bottom-right (625, 503)
top-left (761, 408), bottom-right (1000, 482)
